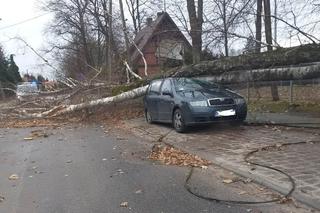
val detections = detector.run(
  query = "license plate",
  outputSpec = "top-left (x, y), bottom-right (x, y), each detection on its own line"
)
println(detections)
top-left (215, 109), bottom-right (236, 117)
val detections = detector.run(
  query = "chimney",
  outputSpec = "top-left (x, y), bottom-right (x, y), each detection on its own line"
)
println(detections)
top-left (146, 17), bottom-right (153, 26)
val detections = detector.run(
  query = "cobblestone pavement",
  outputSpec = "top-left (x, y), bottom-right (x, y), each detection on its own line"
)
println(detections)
top-left (124, 118), bottom-right (320, 210)
top-left (250, 142), bottom-right (320, 199)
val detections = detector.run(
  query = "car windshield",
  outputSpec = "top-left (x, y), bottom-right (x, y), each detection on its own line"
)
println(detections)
top-left (173, 78), bottom-right (219, 92)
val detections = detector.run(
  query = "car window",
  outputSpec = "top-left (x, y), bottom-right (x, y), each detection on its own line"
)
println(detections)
top-left (161, 79), bottom-right (172, 94)
top-left (148, 80), bottom-right (162, 95)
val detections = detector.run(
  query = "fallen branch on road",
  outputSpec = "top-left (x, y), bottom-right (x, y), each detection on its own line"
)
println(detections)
top-left (27, 85), bottom-right (149, 118)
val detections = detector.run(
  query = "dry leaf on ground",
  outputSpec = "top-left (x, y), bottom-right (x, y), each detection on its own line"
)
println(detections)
top-left (222, 179), bottom-right (234, 184)
top-left (24, 137), bottom-right (34, 141)
top-left (149, 144), bottom-right (210, 168)
top-left (120, 201), bottom-right (128, 207)
top-left (8, 174), bottom-right (19, 180)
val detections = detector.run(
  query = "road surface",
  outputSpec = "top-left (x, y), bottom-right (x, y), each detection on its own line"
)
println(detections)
top-left (0, 125), bottom-right (308, 213)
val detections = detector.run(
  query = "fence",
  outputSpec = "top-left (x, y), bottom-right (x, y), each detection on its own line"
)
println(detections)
top-left (226, 79), bottom-right (320, 112)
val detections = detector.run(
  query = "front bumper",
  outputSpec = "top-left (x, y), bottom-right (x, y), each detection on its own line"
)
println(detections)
top-left (182, 104), bottom-right (247, 125)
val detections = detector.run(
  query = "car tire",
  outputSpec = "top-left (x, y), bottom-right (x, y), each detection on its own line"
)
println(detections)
top-left (231, 116), bottom-right (246, 126)
top-left (173, 109), bottom-right (186, 133)
top-left (145, 109), bottom-right (153, 124)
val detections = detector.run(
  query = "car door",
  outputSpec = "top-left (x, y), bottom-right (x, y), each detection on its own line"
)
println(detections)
top-left (158, 79), bottom-right (175, 122)
top-left (145, 80), bottom-right (162, 121)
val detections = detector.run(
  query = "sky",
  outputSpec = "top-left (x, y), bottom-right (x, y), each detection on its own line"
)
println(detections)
top-left (0, 0), bottom-right (317, 81)
top-left (0, 0), bottom-right (54, 79)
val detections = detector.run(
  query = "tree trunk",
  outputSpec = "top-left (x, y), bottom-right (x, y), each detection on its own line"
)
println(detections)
top-left (169, 44), bottom-right (320, 77)
top-left (0, 82), bottom-right (5, 100)
top-left (255, 0), bottom-right (262, 53)
top-left (274, 0), bottom-right (277, 43)
top-left (264, 0), bottom-right (273, 51)
top-left (136, 0), bottom-right (141, 31)
top-left (187, 0), bottom-right (203, 63)
top-left (194, 62), bottom-right (320, 84)
top-left (108, 0), bottom-right (113, 82)
top-left (264, 0), bottom-right (279, 101)
top-left (119, 0), bottom-right (131, 67)
top-left (29, 85), bottom-right (149, 118)
top-left (222, 0), bottom-right (228, 57)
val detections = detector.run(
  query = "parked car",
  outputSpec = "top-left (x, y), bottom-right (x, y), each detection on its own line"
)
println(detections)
top-left (16, 82), bottom-right (39, 101)
top-left (143, 77), bottom-right (247, 132)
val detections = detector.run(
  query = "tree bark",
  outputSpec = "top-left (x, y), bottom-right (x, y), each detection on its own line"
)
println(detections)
top-left (29, 85), bottom-right (149, 118)
top-left (136, 0), bottom-right (141, 30)
top-left (169, 44), bottom-right (320, 77)
top-left (264, 0), bottom-right (273, 51)
top-left (222, 0), bottom-right (228, 57)
top-left (202, 62), bottom-right (320, 84)
top-left (108, 0), bottom-right (113, 82)
top-left (119, 0), bottom-right (132, 68)
top-left (264, 0), bottom-right (279, 101)
top-left (0, 82), bottom-right (6, 99)
top-left (255, 0), bottom-right (262, 53)
top-left (186, 0), bottom-right (203, 63)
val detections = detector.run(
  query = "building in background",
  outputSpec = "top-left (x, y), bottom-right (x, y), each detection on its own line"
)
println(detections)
top-left (130, 12), bottom-right (191, 77)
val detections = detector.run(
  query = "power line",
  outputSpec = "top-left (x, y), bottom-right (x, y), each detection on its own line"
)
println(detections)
top-left (0, 13), bottom-right (51, 31)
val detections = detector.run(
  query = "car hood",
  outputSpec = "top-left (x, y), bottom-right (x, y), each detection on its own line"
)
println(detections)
top-left (177, 88), bottom-right (242, 100)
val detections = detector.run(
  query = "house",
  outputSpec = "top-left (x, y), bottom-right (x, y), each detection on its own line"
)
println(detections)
top-left (130, 12), bottom-right (191, 78)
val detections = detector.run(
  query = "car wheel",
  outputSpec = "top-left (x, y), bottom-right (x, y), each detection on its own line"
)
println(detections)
top-left (145, 109), bottom-right (153, 124)
top-left (231, 116), bottom-right (246, 126)
top-left (173, 109), bottom-right (186, 133)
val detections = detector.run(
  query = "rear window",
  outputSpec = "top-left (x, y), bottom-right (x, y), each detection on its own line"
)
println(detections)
top-left (148, 80), bottom-right (162, 95)
top-left (17, 83), bottom-right (38, 95)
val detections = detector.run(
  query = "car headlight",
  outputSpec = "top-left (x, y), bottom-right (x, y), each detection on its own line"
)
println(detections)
top-left (234, 98), bottom-right (246, 105)
top-left (189, 101), bottom-right (208, 107)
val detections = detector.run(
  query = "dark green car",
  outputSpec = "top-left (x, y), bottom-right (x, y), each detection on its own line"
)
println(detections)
top-left (144, 77), bottom-right (247, 132)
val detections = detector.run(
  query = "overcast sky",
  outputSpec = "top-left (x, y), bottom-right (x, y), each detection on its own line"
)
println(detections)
top-left (0, 0), bottom-right (54, 79)
top-left (0, 0), bottom-right (317, 80)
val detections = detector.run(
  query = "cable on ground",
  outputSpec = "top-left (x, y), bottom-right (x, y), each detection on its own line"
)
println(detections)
top-left (184, 140), bottom-right (320, 205)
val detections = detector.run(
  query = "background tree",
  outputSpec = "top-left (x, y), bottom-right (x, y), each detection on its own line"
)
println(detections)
top-left (186, 0), bottom-right (204, 63)
top-left (0, 46), bottom-right (22, 85)
top-left (206, 0), bottom-right (254, 57)
top-left (8, 54), bottom-right (22, 83)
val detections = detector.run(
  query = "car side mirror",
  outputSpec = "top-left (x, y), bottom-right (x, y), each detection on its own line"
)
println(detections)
top-left (162, 90), bottom-right (173, 97)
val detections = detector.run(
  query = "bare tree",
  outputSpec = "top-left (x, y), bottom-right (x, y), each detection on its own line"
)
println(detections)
top-left (206, 0), bottom-right (253, 56)
top-left (125, 0), bottom-right (143, 34)
top-left (43, 0), bottom-right (95, 77)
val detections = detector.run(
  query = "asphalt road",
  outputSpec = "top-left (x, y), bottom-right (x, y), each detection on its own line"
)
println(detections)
top-left (0, 125), bottom-right (305, 213)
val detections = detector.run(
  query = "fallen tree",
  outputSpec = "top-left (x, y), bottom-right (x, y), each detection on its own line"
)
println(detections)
top-left (28, 85), bottom-right (149, 118)
top-left (18, 44), bottom-right (320, 119)
top-left (169, 44), bottom-right (320, 78)
top-left (203, 62), bottom-right (320, 84)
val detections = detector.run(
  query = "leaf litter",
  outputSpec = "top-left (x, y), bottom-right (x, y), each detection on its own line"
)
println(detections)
top-left (149, 144), bottom-right (210, 168)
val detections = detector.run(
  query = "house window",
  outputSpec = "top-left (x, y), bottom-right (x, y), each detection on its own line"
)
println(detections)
top-left (156, 39), bottom-right (184, 60)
